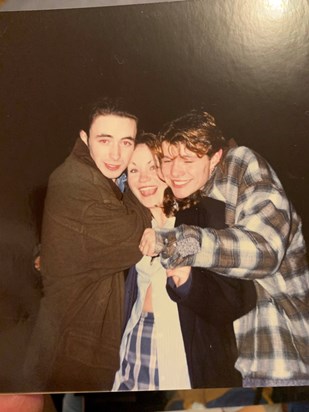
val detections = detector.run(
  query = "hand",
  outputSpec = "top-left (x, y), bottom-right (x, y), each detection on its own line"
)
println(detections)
top-left (166, 266), bottom-right (191, 287)
top-left (0, 395), bottom-right (44, 412)
top-left (139, 228), bottom-right (158, 257)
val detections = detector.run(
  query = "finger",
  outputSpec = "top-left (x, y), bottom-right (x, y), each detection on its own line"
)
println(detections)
top-left (146, 241), bottom-right (157, 256)
top-left (140, 242), bottom-right (155, 257)
top-left (0, 395), bottom-right (44, 412)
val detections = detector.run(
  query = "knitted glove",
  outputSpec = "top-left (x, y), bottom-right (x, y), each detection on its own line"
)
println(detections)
top-left (154, 224), bottom-right (202, 269)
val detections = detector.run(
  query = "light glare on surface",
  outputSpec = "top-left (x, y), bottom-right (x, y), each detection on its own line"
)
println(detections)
top-left (263, 0), bottom-right (289, 18)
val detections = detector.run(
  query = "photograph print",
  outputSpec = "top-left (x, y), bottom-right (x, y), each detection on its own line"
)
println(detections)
top-left (0, 0), bottom-right (308, 394)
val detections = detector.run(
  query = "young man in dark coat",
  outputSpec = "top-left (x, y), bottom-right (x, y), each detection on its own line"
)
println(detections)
top-left (23, 98), bottom-right (150, 392)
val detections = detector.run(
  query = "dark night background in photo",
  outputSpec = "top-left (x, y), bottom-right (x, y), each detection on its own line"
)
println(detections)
top-left (0, 0), bottom-right (308, 392)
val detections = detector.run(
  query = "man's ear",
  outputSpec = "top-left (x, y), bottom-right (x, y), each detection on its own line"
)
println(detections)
top-left (210, 148), bottom-right (223, 172)
top-left (79, 130), bottom-right (88, 146)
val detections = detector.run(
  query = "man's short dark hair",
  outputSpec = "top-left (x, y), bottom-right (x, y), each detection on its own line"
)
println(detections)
top-left (80, 96), bottom-right (138, 135)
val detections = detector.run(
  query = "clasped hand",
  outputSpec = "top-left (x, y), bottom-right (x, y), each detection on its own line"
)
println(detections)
top-left (139, 229), bottom-right (191, 287)
top-left (139, 228), bottom-right (158, 257)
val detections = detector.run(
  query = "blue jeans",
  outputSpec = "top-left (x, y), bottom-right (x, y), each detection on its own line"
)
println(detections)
top-left (288, 402), bottom-right (309, 412)
top-left (62, 394), bottom-right (84, 412)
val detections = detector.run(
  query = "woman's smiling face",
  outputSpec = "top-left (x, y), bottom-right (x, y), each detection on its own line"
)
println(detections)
top-left (127, 143), bottom-right (167, 210)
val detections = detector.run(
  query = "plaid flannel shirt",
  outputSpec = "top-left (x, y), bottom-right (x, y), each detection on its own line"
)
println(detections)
top-left (157, 146), bottom-right (309, 386)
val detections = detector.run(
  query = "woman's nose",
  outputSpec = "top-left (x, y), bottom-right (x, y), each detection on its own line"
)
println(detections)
top-left (139, 171), bottom-right (151, 182)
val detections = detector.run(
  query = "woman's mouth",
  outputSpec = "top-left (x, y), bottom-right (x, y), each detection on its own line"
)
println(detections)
top-left (139, 186), bottom-right (158, 197)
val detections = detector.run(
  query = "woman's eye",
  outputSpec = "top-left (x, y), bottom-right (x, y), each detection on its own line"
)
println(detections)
top-left (123, 140), bottom-right (133, 146)
top-left (129, 168), bottom-right (138, 174)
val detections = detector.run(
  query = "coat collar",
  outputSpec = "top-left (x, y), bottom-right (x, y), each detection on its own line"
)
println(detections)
top-left (71, 137), bottom-right (123, 201)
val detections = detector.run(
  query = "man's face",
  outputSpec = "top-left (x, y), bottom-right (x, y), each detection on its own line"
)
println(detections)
top-left (161, 141), bottom-right (221, 199)
top-left (80, 114), bottom-right (137, 180)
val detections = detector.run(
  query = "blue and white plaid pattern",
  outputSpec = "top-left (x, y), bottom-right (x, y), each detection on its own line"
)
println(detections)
top-left (157, 146), bottom-right (309, 385)
top-left (114, 312), bottom-right (159, 391)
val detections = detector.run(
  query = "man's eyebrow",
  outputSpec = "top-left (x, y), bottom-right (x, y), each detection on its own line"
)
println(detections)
top-left (95, 134), bottom-right (135, 140)
top-left (96, 134), bottom-right (112, 138)
top-left (122, 136), bottom-right (135, 141)
top-left (181, 154), bottom-right (196, 159)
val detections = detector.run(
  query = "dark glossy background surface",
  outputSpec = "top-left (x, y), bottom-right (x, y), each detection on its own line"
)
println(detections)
top-left (0, 0), bottom-right (308, 392)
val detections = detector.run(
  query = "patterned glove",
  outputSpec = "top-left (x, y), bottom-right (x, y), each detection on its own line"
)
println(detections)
top-left (154, 224), bottom-right (202, 269)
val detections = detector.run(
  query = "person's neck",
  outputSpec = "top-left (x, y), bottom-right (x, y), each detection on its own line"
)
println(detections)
top-left (150, 206), bottom-right (167, 228)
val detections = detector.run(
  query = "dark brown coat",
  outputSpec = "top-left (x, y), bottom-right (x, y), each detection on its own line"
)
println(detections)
top-left (23, 138), bottom-right (150, 392)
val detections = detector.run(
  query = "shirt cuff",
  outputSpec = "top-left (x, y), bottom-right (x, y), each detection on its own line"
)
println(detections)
top-left (167, 273), bottom-right (192, 297)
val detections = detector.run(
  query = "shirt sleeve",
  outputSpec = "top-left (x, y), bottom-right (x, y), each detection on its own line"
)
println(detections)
top-left (43, 170), bottom-right (151, 278)
top-left (166, 273), bottom-right (192, 296)
top-left (81, 185), bottom-right (151, 275)
top-left (193, 187), bottom-right (291, 279)
top-left (166, 268), bottom-right (257, 324)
